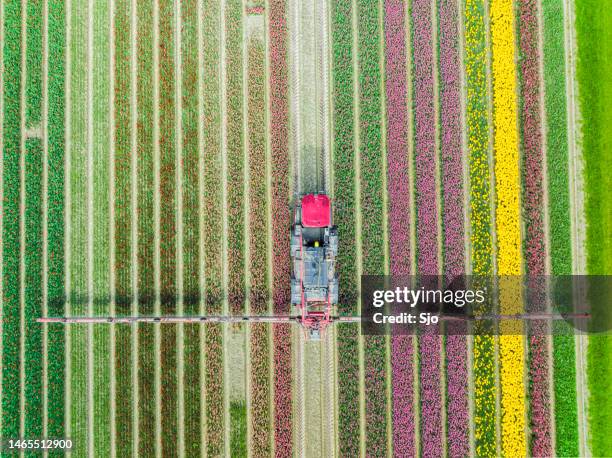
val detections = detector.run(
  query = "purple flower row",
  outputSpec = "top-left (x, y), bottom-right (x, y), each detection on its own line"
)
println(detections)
top-left (412, 0), bottom-right (443, 455)
top-left (384, 1), bottom-right (416, 455)
top-left (438, 0), bottom-right (469, 455)
top-left (519, 0), bottom-right (552, 455)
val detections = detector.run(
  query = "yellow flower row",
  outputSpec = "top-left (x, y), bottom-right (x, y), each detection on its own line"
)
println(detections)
top-left (465, 0), bottom-right (496, 455)
top-left (490, 0), bottom-right (527, 455)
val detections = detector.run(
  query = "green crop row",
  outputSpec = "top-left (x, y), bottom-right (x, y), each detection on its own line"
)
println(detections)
top-left (250, 323), bottom-right (271, 456)
top-left (47, 0), bottom-right (66, 443)
top-left (332, 0), bottom-right (361, 454)
top-left (247, 33), bottom-right (269, 315)
top-left (115, 328), bottom-right (133, 457)
top-left (226, 0), bottom-right (246, 316)
top-left (542, 0), bottom-right (579, 455)
top-left (182, 0), bottom-right (200, 316)
top-left (184, 325), bottom-right (202, 455)
top-left (159, 0), bottom-right (177, 316)
top-left (113, 0), bottom-right (133, 452)
top-left (206, 324), bottom-right (225, 455)
top-left (92, 0), bottom-right (111, 453)
top-left (160, 325), bottom-right (178, 455)
top-left (575, 0), bottom-right (612, 454)
top-left (332, 0), bottom-right (358, 316)
top-left (23, 0), bottom-right (43, 440)
top-left (25, 139), bottom-right (43, 437)
top-left (203, 0), bottom-right (223, 315)
top-left (357, 0), bottom-right (389, 454)
top-left (135, 2), bottom-right (155, 455)
top-left (181, 2), bottom-right (203, 454)
top-left (113, 0), bottom-right (132, 312)
top-left (230, 401), bottom-right (248, 456)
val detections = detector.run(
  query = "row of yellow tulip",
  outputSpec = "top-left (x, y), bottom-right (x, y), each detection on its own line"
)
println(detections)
top-left (490, 0), bottom-right (527, 455)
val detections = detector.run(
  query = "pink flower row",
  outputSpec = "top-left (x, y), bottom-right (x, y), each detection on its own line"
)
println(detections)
top-left (269, 0), bottom-right (292, 454)
top-left (438, 0), bottom-right (469, 454)
top-left (384, 1), bottom-right (416, 456)
top-left (412, 0), bottom-right (443, 455)
top-left (519, 0), bottom-right (552, 455)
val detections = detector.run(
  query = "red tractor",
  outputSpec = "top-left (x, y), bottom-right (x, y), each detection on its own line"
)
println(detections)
top-left (291, 194), bottom-right (338, 339)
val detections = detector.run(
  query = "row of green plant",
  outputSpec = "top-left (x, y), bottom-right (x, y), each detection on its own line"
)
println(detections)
top-left (226, 0), bottom-right (246, 316)
top-left (47, 0), bottom-right (66, 445)
top-left (113, 1), bottom-right (133, 453)
top-left (357, 0), bottom-right (389, 454)
top-left (331, 0), bottom-right (361, 454)
top-left (541, 0), bottom-right (579, 455)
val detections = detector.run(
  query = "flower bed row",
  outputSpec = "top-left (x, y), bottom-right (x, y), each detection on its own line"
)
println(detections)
top-left (181, 2), bottom-right (202, 454)
top-left (358, 0), bottom-right (389, 454)
top-left (136, 4), bottom-right (155, 455)
top-left (159, 2), bottom-right (179, 454)
top-left (383, 0), bottom-right (415, 455)
top-left (203, 0), bottom-right (225, 453)
top-left (332, 0), bottom-right (361, 453)
top-left (269, 0), bottom-right (292, 453)
top-left (517, 1), bottom-right (553, 455)
top-left (464, 0), bottom-right (496, 455)
top-left (247, 33), bottom-right (271, 456)
top-left (2, 0), bottom-right (21, 442)
top-left (542, 0), bottom-right (579, 454)
top-left (47, 0), bottom-right (66, 443)
top-left (227, 0), bottom-right (246, 316)
top-left (68, 2), bottom-right (89, 454)
top-left (490, 0), bottom-right (527, 455)
top-left (24, 0), bottom-right (44, 438)
top-left (113, 0), bottom-right (133, 452)
top-left (411, 0), bottom-right (444, 454)
top-left (438, 0), bottom-right (469, 454)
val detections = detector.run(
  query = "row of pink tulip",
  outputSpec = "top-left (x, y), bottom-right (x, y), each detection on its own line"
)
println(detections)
top-left (269, 0), bottom-right (292, 453)
top-left (412, 0), bottom-right (444, 454)
top-left (384, 0), bottom-right (416, 455)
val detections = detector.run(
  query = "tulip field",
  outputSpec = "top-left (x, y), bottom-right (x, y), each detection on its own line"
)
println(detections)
top-left (1, 0), bottom-right (611, 456)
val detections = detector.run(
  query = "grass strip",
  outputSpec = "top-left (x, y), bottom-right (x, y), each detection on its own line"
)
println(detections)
top-left (464, 0), bottom-right (496, 454)
top-left (47, 0), bottom-right (66, 445)
top-left (357, 0), bottom-right (389, 454)
top-left (93, 0), bottom-right (111, 453)
top-left (181, 0), bottom-right (201, 454)
top-left (226, 0), bottom-right (246, 316)
top-left (159, 0), bottom-right (178, 454)
top-left (113, 0), bottom-right (133, 454)
top-left (136, 1), bottom-right (155, 454)
top-left (24, 0), bottom-right (43, 438)
top-left (575, 1), bottom-right (612, 454)
top-left (1, 0), bottom-right (21, 442)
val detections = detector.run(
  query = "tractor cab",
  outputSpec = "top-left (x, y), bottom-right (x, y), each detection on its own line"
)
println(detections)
top-left (291, 194), bottom-right (339, 339)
